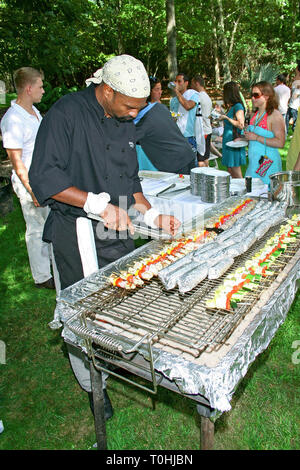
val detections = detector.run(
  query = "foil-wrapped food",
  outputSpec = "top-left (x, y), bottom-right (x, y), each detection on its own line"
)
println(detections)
top-left (109, 199), bottom-right (287, 293)
top-left (206, 214), bottom-right (300, 310)
top-left (208, 257), bottom-right (235, 280)
top-left (177, 262), bottom-right (209, 293)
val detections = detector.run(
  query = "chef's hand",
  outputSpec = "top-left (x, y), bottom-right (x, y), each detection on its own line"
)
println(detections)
top-left (101, 203), bottom-right (134, 235)
top-left (154, 214), bottom-right (181, 236)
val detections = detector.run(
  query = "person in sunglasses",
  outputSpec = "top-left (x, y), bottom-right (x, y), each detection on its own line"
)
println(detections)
top-left (244, 81), bottom-right (285, 187)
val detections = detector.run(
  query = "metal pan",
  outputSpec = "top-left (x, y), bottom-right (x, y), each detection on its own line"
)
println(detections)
top-left (269, 171), bottom-right (300, 206)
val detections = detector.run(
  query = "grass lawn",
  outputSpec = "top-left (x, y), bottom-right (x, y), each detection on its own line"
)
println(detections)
top-left (0, 136), bottom-right (299, 450)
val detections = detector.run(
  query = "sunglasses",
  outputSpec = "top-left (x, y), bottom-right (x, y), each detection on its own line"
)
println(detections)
top-left (251, 92), bottom-right (263, 99)
top-left (149, 75), bottom-right (158, 83)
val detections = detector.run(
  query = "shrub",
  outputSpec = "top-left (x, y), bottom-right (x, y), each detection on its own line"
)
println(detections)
top-left (240, 62), bottom-right (280, 94)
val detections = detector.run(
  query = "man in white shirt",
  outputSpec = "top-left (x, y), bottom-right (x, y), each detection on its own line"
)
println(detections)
top-left (1, 67), bottom-right (54, 289)
top-left (191, 75), bottom-right (213, 167)
top-left (286, 63), bottom-right (300, 134)
top-left (274, 74), bottom-right (290, 120)
top-left (170, 73), bottom-right (205, 164)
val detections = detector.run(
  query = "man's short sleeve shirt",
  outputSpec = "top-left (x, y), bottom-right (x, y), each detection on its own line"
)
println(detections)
top-left (198, 91), bottom-right (212, 134)
top-left (170, 92), bottom-right (199, 138)
top-left (1, 100), bottom-right (42, 182)
top-left (290, 80), bottom-right (300, 110)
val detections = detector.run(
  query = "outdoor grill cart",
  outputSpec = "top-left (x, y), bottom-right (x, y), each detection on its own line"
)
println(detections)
top-left (52, 195), bottom-right (300, 450)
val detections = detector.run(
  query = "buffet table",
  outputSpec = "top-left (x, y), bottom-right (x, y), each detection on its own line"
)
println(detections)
top-left (138, 170), bottom-right (268, 226)
top-left (52, 173), bottom-right (300, 450)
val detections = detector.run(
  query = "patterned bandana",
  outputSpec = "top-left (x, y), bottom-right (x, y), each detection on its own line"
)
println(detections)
top-left (85, 54), bottom-right (150, 98)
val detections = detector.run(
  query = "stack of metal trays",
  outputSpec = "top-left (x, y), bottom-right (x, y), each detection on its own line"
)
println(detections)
top-left (190, 167), bottom-right (231, 203)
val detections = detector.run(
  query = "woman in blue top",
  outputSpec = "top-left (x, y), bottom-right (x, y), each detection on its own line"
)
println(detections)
top-left (244, 81), bottom-right (285, 187)
top-left (218, 81), bottom-right (246, 178)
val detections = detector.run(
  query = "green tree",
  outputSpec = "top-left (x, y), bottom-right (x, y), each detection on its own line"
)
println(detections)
top-left (0, 0), bottom-right (299, 93)
top-left (166, 0), bottom-right (178, 80)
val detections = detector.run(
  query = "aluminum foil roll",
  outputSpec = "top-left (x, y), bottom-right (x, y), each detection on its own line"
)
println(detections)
top-left (208, 257), bottom-right (234, 279)
top-left (217, 233), bottom-right (243, 249)
top-left (226, 243), bottom-right (244, 257)
top-left (193, 245), bottom-right (224, 261)
top-left (245, 219), bottom-right (261, 233)
top-left (239, 231), bottom-right (257, 251)
top-left (216, 220), bottom-right (248, 242)
top-left (192, 241), bottom-right (216, 258)
top-left (158, 258), bottom-right (199, 290)
top-left (177, 262), bottom-right (209, 293)
top-left (268, 210), bottom-right (286, 227)
top-left (158, 253), bottom-right (193, 285)
top-left (254, 221), bottom-right (272, 239)
top-left (249, 209), bottom-right (270, 220)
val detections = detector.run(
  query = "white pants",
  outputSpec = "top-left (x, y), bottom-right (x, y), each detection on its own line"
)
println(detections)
top-left (13, 180), bottom-right (52, 284)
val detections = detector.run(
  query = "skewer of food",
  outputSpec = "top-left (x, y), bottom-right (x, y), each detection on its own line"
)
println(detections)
top-left (206, 215), bottom-right (300, 310)
top-left (108, 199), bottom-right (290, 292)
top-left (206, 198), bottom-right (256, 230)
top-left (109, 229), bottom-right (215, 289)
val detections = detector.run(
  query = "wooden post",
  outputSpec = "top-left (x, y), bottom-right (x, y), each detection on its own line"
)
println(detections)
top-left (200, 416), bottom-right (215, 450)
top-left (90, 361), bottom-right (107, 450)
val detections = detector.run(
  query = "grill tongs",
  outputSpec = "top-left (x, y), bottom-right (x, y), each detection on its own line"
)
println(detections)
top-left (87, 212), bottom-right (179, 240)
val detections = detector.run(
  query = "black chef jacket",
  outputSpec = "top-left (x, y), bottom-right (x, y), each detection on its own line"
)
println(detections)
top-left (29, 84), bottom-right (142, 288)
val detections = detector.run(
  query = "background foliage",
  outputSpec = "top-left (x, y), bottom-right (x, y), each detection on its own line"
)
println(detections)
top-left (0, 0), bottom-right (299, 95)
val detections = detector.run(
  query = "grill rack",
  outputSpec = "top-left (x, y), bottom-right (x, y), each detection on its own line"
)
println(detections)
top-left (68, 223), bottom-right (300, 360)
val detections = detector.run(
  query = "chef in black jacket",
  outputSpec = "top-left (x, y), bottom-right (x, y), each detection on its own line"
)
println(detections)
top-left (30, 55), bottom-right (180, 288)
top-left (29, 55), bottom-right (180, 419)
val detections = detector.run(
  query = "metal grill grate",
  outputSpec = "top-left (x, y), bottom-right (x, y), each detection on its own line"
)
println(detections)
top-left (77, 224), bottom-right (300, 358)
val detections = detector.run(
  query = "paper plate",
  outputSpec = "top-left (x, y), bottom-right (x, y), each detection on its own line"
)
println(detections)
top-left (226, 140), bottom-right (248, 148)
